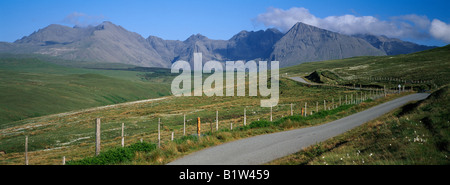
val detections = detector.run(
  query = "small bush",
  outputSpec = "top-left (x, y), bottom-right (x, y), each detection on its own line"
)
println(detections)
top-left (215, 132), bottom-right (232, 141)
top-left (249, 120), bottom-right (273, 128)
top-left (67, 142), bottom-right (157, 165)
top-left (128, 142), bottom-right (157, 152)
top-left (67, 147), bottom-right (134, 165)
top-left (146, 149), bottom-right (165, 164)
top-left (174, 135), bottom-right (198, 144)
top-left (163, 142), bottom-right (179, 155)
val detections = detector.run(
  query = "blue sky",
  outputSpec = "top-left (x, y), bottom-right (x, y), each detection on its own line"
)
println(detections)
top-left (0, 0), bottom-right (449, 46)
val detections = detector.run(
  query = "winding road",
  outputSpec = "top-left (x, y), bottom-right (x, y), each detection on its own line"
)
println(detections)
top-left (168, 93), bottom-right (429, 165)
top-left (288, 76), bottom-right (313, 85)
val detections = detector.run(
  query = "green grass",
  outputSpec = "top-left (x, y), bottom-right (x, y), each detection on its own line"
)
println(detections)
top-left (63, 100), bottom-right (356, 165)
top-left (1, 75), bottom-right (381, 164)
top-left (67, 142), bottom-right (157, 165)
top-left (1, 45), bottom-right (449, 165)
top-left (0, 56), bottom-right (173, 126)
top-left (268, 86), bottom-right (449, 165)
top-left (248, 103), bottom-right (355, 129)
top-left (281, 45), bottom-right (450, 89)
top-left (64, 94), bottom-right (402, 165)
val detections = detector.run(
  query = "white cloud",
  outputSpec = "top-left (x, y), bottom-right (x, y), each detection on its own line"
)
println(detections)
top-left (430, 19), bottom-right (450, 43)
top-left (62, 12), bottom-right (106, 27)
top-left (254, 7), bottom-right (319, 32)
top-left (392, 14), bottom-right (431, 30)
top-left (255, 7), bottom-right (318, 31)
top-left (320, 15), bottom-right (401, 37)
top-left (255, 7), bottom-right (450, 43)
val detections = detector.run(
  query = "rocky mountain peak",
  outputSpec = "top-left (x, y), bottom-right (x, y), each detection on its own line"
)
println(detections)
top-left (1, 21), bottom-right (437, 68)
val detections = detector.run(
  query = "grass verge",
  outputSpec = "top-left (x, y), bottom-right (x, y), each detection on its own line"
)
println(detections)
top-left (66, 93), bottom-right (409, 165)
top-left (268, 86), bottom-right (449, 165)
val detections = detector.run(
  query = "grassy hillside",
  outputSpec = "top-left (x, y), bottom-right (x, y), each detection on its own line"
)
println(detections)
top-left (281, 45), bottom-right (450, 89)
top-left (1, 45), bottom-right (449, 165)
top-left (0, 56), bottom-right (172, 126)
top-left (1, 76), bottom-right (381, 164)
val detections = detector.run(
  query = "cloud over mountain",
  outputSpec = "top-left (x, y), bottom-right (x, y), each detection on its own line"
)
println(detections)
top-left (255, 7), bottom-right (450, 43)
top-left (62, 12), bottom-right (106, 27)
top-left (430, 19), bottom-right (450, 43)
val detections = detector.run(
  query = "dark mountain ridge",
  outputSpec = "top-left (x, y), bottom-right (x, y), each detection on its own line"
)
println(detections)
top-left (0, 21), bottom-right (436, 68)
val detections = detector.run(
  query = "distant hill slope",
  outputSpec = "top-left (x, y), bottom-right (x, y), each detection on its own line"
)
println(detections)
top-left (353, 34), bottom-right (437, 55)
top-left (0, 56), bottom-right (172, 125)
top-left (0, 21), bottom-right (437, 68)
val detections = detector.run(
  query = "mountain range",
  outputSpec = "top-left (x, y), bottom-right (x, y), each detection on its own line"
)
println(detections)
top-left (0, 21), bottom-right (436, 68)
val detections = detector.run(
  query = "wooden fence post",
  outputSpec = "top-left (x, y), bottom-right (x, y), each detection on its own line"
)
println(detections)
top-left (216, 110), bottom-right (219, 130)
top-left (270, 106), bottom-right (273, 121)
top-left (210, 122), bottom-right (213, 133)
top-left (244, 108), bottom-right (247, 126)
top-left (25, 136), bottom-right (28, 165)
top-left (290, 103), bottom-right (293, 116)
top-left (197, 117), bottom-right (201, 137)
top-left (304, 102), bottom-right (307, 116)
top-left (121, 123), bottom-right (125, 147)
top-left (171, 132), bottom-right (174, 141)
top-left (183, 114), bottom-right (186, 136)
top-left (95, 118), bottom-right (101, 156)
top-left (316, 102), bottom-right (318, 113)
top-left (158, 118), bottom-right (161, 148)
top-left (62, 156), bottom-right (65, 165)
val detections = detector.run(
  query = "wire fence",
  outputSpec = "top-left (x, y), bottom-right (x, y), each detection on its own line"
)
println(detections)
top-left (14, 86), bottom-right (414, 165)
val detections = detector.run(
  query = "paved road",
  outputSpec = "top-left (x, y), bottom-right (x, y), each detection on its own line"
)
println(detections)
top-left (168, 93), bottom-right (429, 165)
top-left (289, 76), bottom-right (313, 85)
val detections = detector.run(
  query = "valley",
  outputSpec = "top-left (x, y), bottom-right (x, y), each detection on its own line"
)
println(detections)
top-left (1, 44), bottom-right (448, 165)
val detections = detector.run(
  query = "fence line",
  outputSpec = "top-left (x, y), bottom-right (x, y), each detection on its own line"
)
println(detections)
top-left (20, 85), bottom-right (408, 165)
